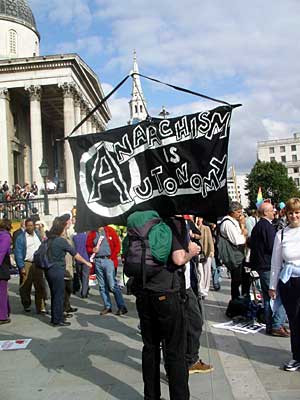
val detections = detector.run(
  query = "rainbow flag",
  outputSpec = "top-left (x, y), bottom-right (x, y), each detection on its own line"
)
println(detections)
top-left (256, 187), bottom-right (263, 207)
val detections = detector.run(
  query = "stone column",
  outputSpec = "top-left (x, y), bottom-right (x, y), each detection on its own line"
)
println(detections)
top-left (23, 144), bottom-right (31, 185)
top-left (74, 94), bottom-right (82, 135)
top-left (27, 85), bottom-right (44, 190)
top-left (60, 82), bottom-right (76, 195)
top-left (80, 100), bottom-right (87, 135)
top-left (86, 107), bottom-right (92, 134)
top-left (0, 88), bottom-right (10, 182)
top-left (91, 116), bottom-right (97, 133)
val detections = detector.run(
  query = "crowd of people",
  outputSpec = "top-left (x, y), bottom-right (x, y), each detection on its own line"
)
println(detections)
top-left (0, 197), bottom-right (300, 399)
top-left (0, 179), bottom-right (58, 203)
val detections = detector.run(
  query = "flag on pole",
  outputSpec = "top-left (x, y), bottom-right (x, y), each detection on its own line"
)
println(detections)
top-left (69, 105), bottom-right (232, 231)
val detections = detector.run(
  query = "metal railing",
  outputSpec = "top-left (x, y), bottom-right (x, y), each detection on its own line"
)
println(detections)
top-left (0, 198), bottom-right (45, 221)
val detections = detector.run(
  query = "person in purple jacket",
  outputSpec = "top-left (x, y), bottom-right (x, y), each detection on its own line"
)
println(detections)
top-left (0, 219), bottom-right (12, 324)
top-left (73, 231), bottom-right (90, 298)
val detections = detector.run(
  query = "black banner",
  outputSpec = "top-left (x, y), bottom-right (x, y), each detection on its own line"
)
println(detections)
top-left (69, 105), bottom-right (231, 231)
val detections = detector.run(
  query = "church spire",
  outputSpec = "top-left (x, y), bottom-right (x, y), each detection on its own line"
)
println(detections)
top-left (129, 50), bottom-right (147, 124)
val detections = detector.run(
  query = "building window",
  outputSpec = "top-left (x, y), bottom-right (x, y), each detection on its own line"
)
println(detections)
top-left (281, 156), bottom-right (286, 163)
top-left (269, 147), bottom-right (274, 154)
top-left (291, 145), bottom-right (297, 151)
top-left (294, 178), bottom-right (300, 187)
top-left (280, 146), bottom-right (285, 152)
top-left (294, 167), bottom-right (299, 173)
top-left (292, 154), bottom-right (298, 162)
top-left (135, 105), bottom-right (138, 113)
top-left (270, 157), bottom-right (275, 162)
top-left (140, 105), bottom-right (143, 112)
top-left (8, 30), bottom-right (17, 56)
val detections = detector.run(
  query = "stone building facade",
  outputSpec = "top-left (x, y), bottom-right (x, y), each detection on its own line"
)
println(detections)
top-left (257, 133), bottom-right (300, 188)
top-left (0, 0), bottom-right (110, 213)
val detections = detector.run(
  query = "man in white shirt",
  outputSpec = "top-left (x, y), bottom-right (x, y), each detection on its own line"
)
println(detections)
top-left (46, 179), bottom-right (57, 194)
top-left (14, 218), bottom-right (47, 313)
top-left (220, 202), bottom-right (249, 299)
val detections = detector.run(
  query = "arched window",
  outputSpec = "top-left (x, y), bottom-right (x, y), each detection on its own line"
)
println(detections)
top-left (9, 30), bottom-right (17, 56)
top-left (135, 105), bottom-right (138, 113)
top-left (140, 105), bottom-right (143, 112)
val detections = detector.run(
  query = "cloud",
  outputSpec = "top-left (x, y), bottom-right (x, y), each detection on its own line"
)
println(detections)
top-left (55, 36), bottom-right (103, 56)
top-left (29, 0), bottom-right (93, 32)
top-left (262, 119), bottom-right (292, 140)
top-left (101, 83), bottom-right (131, 129)
top-left (29, 0), bottom-right (300, 173)
top-left (93, 0), bottom-right (300, 173)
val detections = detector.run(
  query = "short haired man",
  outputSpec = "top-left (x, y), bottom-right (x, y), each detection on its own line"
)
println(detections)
top-left (250, 202), bottom-right (289, 337)
top-left (86, 225), bottom-right (127, 315)
top-left (14, 218), bottom-right (46, 313)
top-left (220, 202), bottom-right (249, 299)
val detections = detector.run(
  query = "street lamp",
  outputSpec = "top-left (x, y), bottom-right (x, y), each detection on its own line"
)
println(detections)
top-left (159, 106), bottom-right (170, 119)
top-left (39, 160), bottom-right (49, 215)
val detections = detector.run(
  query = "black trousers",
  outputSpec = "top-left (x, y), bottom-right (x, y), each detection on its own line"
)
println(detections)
top-left (64, 279), bottom-right (73, 312)
top-left (76, 262), bottom-right (90, 297)
top-left (185, 287), bottom-right (203, 367)
top-left (279, 277), bottom-right (300, 361)
top-left (230, 264), bottom-right (251, 300)
top-left (45, 266), bottom-right (65, 324)
top-left (136, 291), bottom-right (189, 400)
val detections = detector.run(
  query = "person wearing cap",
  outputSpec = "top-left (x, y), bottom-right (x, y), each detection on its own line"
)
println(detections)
top-left (220, 202), bottom-right (249, 299)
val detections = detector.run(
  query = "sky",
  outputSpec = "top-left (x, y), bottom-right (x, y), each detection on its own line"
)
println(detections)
top-left (28, 0), bottom-right (300, 174)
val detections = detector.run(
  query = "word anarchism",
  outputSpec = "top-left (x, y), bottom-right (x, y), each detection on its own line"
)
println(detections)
top-left (69, 105), bottom-right (232, 230)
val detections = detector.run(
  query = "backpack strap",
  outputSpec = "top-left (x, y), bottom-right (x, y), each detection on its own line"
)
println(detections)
top-left (281, 228), bottom-right (284, 242)
top-left (218, 218), bottom-right (241, 248)
top-left (127, 233), bottom-right (148, 288)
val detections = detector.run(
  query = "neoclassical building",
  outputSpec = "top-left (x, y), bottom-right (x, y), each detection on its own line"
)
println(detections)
top-left (0, 0), bottom-right (110, 211)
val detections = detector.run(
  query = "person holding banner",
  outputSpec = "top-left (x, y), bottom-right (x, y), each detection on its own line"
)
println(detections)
top-left (86, 225), bottom-right (127, 316)
top-left (45, 218), bottom-right (92, 326)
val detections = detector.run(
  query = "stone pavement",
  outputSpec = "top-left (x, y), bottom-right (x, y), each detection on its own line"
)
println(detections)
top-left (0, 274), bottom-right (300, 400)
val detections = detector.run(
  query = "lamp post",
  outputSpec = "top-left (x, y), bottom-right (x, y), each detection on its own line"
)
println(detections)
top-left (39, 160), bottom-right (49, 215)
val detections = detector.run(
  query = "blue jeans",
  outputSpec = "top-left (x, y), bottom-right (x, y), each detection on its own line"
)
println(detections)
top-left (258, 270), bottom-right (286, 330)
top-left (94, 258), bottom-right (125, 310)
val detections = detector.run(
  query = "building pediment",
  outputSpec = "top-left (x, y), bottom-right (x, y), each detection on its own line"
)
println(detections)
top-left (0, 53), bottom-right (111, 122)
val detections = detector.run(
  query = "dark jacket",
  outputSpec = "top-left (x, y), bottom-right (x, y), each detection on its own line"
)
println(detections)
top-left (250, 218), bottom-right (276, 271)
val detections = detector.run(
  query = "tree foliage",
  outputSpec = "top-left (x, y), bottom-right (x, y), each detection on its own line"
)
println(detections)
top-left (246, 160), bottom-right (300, 208)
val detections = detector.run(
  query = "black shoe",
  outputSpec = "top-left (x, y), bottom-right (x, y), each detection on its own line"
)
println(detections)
top-left (115, 307), bottom-right (128, 316)
top-left (51, 321), bottom-right (71, 327)
top-left (0, 318), bottom-right (11, 325)
top-left (66, 307), bottom-right (78, 313)
top-left (24, 307), bottom-right (31, 312)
